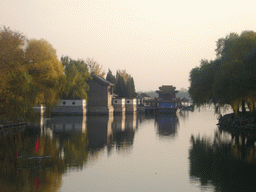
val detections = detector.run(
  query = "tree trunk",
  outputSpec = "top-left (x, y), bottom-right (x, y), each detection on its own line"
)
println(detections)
top-left (242, 99), bottom-right (246, 113)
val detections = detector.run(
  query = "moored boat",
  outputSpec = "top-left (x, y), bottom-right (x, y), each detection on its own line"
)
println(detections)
top-left (155, 85), bottom-right (182, 114)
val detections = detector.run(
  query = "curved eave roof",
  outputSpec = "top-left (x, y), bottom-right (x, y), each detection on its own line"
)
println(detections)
top-left (91, 74), bottom-right (114, 87)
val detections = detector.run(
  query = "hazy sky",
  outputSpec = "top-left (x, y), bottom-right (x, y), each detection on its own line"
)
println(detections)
top-left (1, 0), bottom-right (256, 91)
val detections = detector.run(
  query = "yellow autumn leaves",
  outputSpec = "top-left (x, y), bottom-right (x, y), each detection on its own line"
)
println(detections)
top-left (0, 27), bottom-right (65, 122)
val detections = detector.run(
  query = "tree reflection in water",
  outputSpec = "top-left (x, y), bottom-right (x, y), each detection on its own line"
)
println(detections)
top-left (0, 113), bottom-right (138, 191)
top-left (0, 116), bottom-right (89, 192)
top-left (0, 127), bottom-right (64, 192)
top-left (189, 129), bottom-right (256, 192)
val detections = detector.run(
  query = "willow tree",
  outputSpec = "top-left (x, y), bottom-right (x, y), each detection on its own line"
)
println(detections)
top-left (189, 59), bottom-right (220, 107)
top-left (189, 31), bottom-right (256, 114)
top-left (25, 39), bottom-right (65, 110)
top-left (243, 49), bottom-right (256, 112)
top-left (61, 56), bottom-right (91, 99)
top-left (213, 31), bottom-right (256, 114)
top-left (0, 27), bottom-right (64, 122)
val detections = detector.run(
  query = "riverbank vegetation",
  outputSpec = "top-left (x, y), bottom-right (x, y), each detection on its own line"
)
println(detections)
top-left (189, 31), bottom-right (256, 115)
top-left (0, 27), bottom-right (65, 123)
top-left (60, 56), bottom-right (91, 99)
top-left (0, 27), bottom-right (137, 124)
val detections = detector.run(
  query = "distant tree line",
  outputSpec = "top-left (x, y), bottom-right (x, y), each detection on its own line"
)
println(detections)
top-left (188, 31), bottom-right (256, 114)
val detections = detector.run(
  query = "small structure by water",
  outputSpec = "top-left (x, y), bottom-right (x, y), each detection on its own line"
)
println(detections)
top-left (51, 99), bottom-right (86, 115)
top-left (87, 74), bottom-right (114, 114)
top-left (125, 98), bottom-right (137, 113)
top-left (112, 98), bottom-right (126, 114)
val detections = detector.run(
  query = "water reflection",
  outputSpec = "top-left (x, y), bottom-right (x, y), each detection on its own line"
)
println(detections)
top-left (87, 115), bottom-right (112, 150)
top-left (0, 113), bottom-right (138, 191)
top-left (155, 114), bottom-right (179, 138)
top-left (0, 111), bottom-right (186, 191)
top-left (114, 114), bottom-right (137, 152)
top-left (50, 115), bottom-right (86, 133)
top-left (179, 110), bottom-right (190, 122)
top-left (0, 125), bottom-right (64, 191)
top-left (189, 129), bottom-right (256, 192)
top-left (87, 114), bottom-right (137, 154)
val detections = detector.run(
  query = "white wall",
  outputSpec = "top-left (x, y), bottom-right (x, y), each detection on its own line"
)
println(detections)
top-left (113, 98), bottom-right (125, 105)
top-left (58, 99), bottom-right (86, 107)
top-left (125, 98), bottom-right (137, 105)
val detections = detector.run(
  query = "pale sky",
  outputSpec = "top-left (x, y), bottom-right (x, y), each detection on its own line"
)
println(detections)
top-left (1, 0), bottom-right (256, 92)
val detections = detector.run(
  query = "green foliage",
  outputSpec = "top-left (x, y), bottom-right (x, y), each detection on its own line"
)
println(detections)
top-left (189, 59), bottom-right (220, 106)
top-left (115, 74), bottom-right (126, 97)
top-left (0, 128), bottom-right (89, 191)
top-left (0, 27), bottom-right (64, 123)
top-left (126, 77), bottom-right (136, 97)
top-left (106, 69), bottom-right (116, 84)
top-left (114, 70), bottom-right (136, 97)
top-left (189, 31), bottom-right (256, 114)
top-left (61, 56), bottom-right (91, 99)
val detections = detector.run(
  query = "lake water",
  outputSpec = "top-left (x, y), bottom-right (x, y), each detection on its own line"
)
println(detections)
top-left (1, 107), bottom-right (256, 192)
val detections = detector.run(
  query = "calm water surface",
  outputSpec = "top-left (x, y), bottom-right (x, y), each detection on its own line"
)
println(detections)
top-left (1, 107), bottom-right (256, 192)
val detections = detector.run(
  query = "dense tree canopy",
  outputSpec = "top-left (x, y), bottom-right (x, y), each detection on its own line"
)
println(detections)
top-left (106, 69), bottom-right (116, 84)
top-left (0, 27), bottom-right (64, 122)
top-left (189, 31), bottom-right (256, 114)
top-left (115, 70), bottom-right (136, 97)
top-left (61, 56), bottom-right (91, 99)
top-left (106, 69), bottom-right (136, 97)
top-left (125, 77), bottom-right (136, 97)
top-left (115, 73), bottom-right (126, 97)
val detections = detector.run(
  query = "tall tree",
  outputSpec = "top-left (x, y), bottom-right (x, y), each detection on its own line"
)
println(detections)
top-left (116, 69), bottom-right (129, 83)
top-left (113, 69), bottom-right (136, 97)
top-left (125, 77), bottom-right (136, 97)
top-left (86, 58), bottom-right (105, 77)
top-left (213, 31), bottom-right (256, 114)
top-left (25, 39), bottom-right (65, 108)
top-left (61, 56), bottom-right (91, 99)
top-left (0, 27), bottom-right (64, 122)
top-left (115, 74), bottom-right (126, 97)
top-left (189, 30), bottom-right (256, 114)
top-left (243, 49), bottom-right (256, 112)
top-left (189, 59), bottom-right (220, 107)
top-left (106, 69), bottom-right (116, 84)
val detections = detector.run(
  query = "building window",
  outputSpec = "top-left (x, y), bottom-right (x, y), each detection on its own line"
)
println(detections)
top-left (72, 102), bottom-right (75, 105)
top-left (63, 101), bottom-right (66, 105)
top-left (115, 100), bottom-right (117, 103)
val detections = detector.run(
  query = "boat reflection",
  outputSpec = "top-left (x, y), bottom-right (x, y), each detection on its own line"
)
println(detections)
top-left (155, 114), bottom-right (179, 138)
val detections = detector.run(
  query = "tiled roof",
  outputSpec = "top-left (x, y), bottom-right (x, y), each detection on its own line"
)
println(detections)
top-left (91, 74), bottom-right (114, 86)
